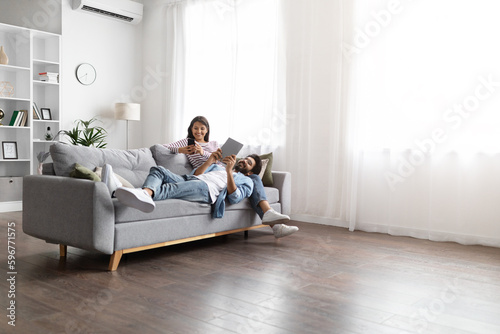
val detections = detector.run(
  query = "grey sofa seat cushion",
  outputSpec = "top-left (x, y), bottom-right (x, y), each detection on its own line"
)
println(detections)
top-left (264, 187), bottom-right (279, 204)
top-left (114, 199), bottom-right (212, 223)
top-left (50, 142), bottom-right (156, 187)
top-left (113, 187), bottom-right (280, 224)
top-left (150, 144), bottom-right (193, 175)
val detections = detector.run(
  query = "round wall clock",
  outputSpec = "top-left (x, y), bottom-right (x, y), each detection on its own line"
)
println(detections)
top-left (76, 63), bottom-right (97, 85)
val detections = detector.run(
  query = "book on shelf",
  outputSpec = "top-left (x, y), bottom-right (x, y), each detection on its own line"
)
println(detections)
top-left (13, 110), bottom-right (20, 126)
top-left (9, 110), bottom-right (19, 126)
top-left (14, 110), bottom-right (22, 126)
top-left (13, 110), bottom-right (26, 127)
top-left (33, 102), bottom-right (42, 120)
top-left (39, 72), bottom-right (59, 83)
top-left (18, 110), bottom-right (28, 126)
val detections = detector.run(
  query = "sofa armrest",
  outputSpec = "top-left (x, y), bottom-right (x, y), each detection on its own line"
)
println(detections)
top-left (271, 171), bottom-right (291, 216)
top-left (22, 175), bottom-right (115, 254)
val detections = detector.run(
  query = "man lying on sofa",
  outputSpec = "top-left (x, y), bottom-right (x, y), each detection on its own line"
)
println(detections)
top-left (110, 148), bottom-right (298, 238)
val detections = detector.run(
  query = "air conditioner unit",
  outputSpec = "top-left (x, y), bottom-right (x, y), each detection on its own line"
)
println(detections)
top-left (72, 0), bottom-right (143, 25)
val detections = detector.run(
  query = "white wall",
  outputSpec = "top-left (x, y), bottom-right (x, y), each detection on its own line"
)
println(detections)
top-left (0, 0), bottom-right (62, 34)
top-left (1, 0), bottom-right (167, 149)
top-left (61, 0), bottom-right (144, 149)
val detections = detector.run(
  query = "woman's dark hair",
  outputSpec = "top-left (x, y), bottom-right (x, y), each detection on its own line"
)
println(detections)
top-left (187, 116), bottom-right (210, 142)
top-left (247, 154), bottom-right (262, 176)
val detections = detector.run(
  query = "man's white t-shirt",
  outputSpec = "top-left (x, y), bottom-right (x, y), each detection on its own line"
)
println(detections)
top-left (194, 170), bottom-right (234, 204)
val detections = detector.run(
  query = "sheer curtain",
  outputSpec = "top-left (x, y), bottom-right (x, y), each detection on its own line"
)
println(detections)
top-left (283, 0), bottom-right (500, 247)
top-left (163, 0), bottom-right (286, 163)
top-left (162, 0), bottom-right (500, 247)
top-left (281, 0), bottom-right (359, 228)
top-left (350, 0), bottom-right (500, 246)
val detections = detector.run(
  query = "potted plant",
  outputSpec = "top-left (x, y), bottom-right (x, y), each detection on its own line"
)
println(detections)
top-left (57, 117), bottom-right (108, 148)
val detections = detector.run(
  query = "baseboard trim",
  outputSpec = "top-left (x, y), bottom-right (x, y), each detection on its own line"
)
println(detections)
top-left (290, 214), bottom-right (349, 228)
top-left (291, 214), bottom-right (500, 248)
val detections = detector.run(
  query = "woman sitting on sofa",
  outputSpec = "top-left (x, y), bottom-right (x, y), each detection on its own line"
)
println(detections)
top-left (163, 115), bottom-right (223, 169)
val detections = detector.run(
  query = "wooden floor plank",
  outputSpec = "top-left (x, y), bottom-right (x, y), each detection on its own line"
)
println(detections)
top-left (1, 211), bottom-right (499, 333)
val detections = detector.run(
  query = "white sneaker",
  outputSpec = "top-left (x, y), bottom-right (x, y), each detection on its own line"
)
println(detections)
top-left (115, 187), bottom-right (156, 213)
top-left (101, 164), bottom-right (122, 197)
top-left (272, 224), bottom-right (299, 238)
top-left (262, 209), bottom-right (290, 225)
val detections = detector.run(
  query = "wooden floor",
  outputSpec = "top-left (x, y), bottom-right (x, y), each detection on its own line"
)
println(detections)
top-left (1, 211), bottom-right (499, 334)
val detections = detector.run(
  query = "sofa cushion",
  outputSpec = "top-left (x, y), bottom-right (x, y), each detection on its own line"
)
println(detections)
top-left (69, 163), bottom-right (101, 181)
top-left (115, 199), bottom-right (211, 223)
top-left (50, 142), bottom-right (156, 187)
top-left (42, 162), bottom-right (56, 175)
top-left (150, 144), bottom-right (193, 175)
top-left (259, 152), bottom-right (274, 186)
top-left (258, 159), bottom-right (269, 179)
top-left (114, 186), bottom-right (279, 224)
top-left (264, 186), bottom-right (279, 204)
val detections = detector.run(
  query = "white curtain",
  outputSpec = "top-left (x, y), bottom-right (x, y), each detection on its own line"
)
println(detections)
top-left (163, 0), bottom-right (286, 164)
top-left (350, 0), bottom-right (500, 247)
top-left (281, 0), bottom-right (358, 228)
top-left (283, 0), bottom-right (500, 247)
top-left (162, 0), bottom-right (500, 247)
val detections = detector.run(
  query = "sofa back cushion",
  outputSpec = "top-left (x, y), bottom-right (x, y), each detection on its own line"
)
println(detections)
top-left (150, 144), bottom-right (193, 175)
top-left (50, 142), bottom-right (157, 187)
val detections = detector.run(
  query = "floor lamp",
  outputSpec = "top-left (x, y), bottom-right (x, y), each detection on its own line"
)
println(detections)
top-left (115, 103), bottom-right (141, 150)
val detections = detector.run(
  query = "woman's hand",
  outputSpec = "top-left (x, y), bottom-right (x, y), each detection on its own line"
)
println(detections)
top-left (195, 149), bottom-right (222, 176)
top-left (179, 145), bottom-right (195, 155)
top-left (208, 149), bottom-right (222, 164)
top-left (194, 143), bottom-right (204, 155)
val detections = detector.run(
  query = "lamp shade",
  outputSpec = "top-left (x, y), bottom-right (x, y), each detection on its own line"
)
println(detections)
top-left (115, 103), bottom-right (141, 121)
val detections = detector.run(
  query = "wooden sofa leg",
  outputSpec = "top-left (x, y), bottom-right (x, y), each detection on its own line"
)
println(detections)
top-left (60, 244), bottom-right (67, 257)
top-left (108, 250), bottom-right (123, 271)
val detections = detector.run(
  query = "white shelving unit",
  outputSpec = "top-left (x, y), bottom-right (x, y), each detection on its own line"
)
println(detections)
top-left (0, 23), bottom-right (61, 212)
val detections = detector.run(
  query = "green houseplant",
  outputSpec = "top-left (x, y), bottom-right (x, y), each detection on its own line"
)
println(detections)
top-left (57, 117), bottom-right (108, 148)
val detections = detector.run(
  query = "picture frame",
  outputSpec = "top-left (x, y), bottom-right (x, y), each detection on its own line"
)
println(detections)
top-left (2, 141), bottom-right (18, 159)
top-left (41, 108), bottom-right (52, 120)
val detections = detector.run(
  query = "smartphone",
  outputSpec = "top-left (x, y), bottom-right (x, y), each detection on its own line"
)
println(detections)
top-left (187, 138), bottom-right (195, 146)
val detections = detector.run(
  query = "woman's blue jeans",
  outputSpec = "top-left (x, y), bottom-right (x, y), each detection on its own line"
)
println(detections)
top-left (142, 166), bottom-right (211, 203)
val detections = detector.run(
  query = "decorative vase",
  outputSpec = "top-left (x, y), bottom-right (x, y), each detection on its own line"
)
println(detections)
top-left (37, 163), bottom-right (43, 175)
top-left (0, 46), bottom-right (8, 65)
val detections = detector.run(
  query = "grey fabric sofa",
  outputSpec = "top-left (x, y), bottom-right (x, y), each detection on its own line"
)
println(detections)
top-left (22, 142), bottom-right (291, 270)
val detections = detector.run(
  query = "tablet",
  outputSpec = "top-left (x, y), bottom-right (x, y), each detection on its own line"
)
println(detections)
top-left (220, 137), bottom-right (244, 158)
